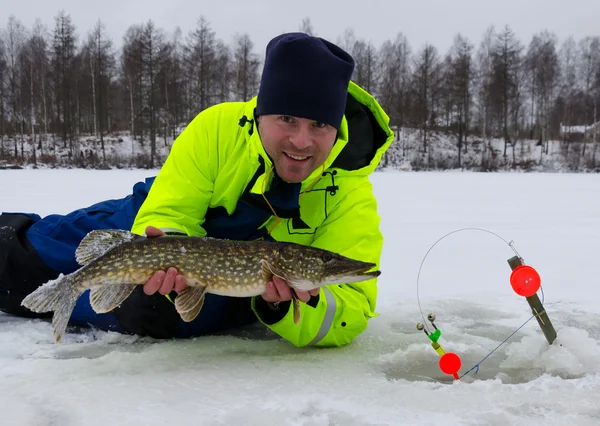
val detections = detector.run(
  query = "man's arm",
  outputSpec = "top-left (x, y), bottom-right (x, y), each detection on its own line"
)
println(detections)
top-left (252, 179), bottom-right (383, 347)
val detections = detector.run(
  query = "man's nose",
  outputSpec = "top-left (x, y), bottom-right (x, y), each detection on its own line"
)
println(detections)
top-left (289, 125), bottom-right (311, 150)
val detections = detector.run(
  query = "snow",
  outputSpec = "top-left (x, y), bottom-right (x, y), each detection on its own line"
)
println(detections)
top-left (1, 169), bottom-right (600, 426)
top-left (4, 127), bottom-right (600, 173)
top-left (561, 124), bottom-right (590, 134)
top-left (0, 133), bottom-right (174, 169)
top-left (385, 128), bottom-right (600, 173)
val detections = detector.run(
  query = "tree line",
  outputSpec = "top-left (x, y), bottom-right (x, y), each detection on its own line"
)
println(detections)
top-left (0, 13), bottom-right (599, 169)
top-left (0, 12), bottom-right (260, 167)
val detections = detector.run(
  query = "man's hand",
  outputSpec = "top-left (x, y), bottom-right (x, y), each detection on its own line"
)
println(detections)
top-left (261, 275), bottom-right (319, 304)
top-left (142, 226), bottom-right (188, 296)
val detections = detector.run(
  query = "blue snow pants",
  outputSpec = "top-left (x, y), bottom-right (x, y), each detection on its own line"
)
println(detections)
top-left (0, 177), bottom-right (258, 339)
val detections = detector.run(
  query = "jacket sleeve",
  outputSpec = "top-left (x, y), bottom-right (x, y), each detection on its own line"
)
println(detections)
top-left (130, 110), bottom-right (217, 237)
top-left (251, 178), bottom-right (383, 347)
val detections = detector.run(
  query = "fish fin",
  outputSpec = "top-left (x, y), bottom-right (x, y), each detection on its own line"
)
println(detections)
top-left (174, 285), bottom-right (207, 322)
top-left (261, 259), bottom-right (290, 282)
top-left (21, 273), bottom-right (82, 344)
top-left (75, 229), bottom-right (137, 266)
top-left (292, 294), bottom-right (301, 325)
top-left (261, 259), bottom-right (274, 282)
top-left (262, 259), bottom-right (300, 323)
top-left (89, 284), bottom-right (138, 313)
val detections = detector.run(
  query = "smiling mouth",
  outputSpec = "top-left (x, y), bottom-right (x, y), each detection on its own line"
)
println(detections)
top-left (284, 152), bottom-right (311, 161)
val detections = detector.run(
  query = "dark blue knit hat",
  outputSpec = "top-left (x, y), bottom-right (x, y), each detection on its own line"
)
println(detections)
top-left (255, 32), bottom-right (355, 129)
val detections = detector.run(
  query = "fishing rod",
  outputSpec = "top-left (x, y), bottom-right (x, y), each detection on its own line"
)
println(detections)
top-left (415, 228), bottom-right (558, 381)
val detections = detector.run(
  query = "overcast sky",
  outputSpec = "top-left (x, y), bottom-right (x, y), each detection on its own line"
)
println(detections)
top-left (2, 0), bottom-right (599, 55)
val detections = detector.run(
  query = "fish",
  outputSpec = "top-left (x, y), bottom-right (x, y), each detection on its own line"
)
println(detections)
top-left (21, 229), bottom-right (381, 343)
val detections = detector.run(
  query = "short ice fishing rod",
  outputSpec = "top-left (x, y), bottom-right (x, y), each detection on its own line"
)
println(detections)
top-left (415, 228), bottom-right (558, 381)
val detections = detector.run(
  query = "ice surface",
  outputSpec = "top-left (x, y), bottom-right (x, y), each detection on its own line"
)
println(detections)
top-left (1, 169), bottom-right (599, 425)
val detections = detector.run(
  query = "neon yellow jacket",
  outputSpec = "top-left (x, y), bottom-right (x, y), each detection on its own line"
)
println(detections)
top-left (131, 81), bottom-right (395, 347)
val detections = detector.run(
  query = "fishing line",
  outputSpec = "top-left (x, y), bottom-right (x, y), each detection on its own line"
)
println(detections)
top-left (415, 227), bottom-right (547, 378)
top-left (458, 287), bottom-right (544, 378)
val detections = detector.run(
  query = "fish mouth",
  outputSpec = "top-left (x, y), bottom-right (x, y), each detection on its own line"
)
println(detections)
top-left (324, 262), bottom-right (381, 285)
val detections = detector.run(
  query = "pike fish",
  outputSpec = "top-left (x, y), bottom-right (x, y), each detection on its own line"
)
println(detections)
top-left (21, 229), bottom-right (381, 344)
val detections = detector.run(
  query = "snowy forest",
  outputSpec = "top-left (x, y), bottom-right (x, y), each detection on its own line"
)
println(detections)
top-left (0, 12), bottom-right (599, 172)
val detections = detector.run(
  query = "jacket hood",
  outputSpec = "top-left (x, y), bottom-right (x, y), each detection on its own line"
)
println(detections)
top-left (330, 81), bottom-right (395, 175)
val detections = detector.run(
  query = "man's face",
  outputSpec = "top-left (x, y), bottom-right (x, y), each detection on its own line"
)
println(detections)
top-left (257, 115), bottom-right (337, 183)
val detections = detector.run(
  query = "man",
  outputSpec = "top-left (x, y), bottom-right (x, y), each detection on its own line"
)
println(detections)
top-left (0, 32), bottom-right (394, 347)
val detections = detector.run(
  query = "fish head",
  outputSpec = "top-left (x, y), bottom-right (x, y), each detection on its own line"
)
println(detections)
top-left (266, 243), bottom-right (381, 292)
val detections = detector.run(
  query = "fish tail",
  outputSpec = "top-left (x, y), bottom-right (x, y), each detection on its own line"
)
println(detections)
top-left (21, 273), bottom-right (83, 344)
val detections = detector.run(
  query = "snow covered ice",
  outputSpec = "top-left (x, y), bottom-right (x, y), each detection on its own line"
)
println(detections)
top-left (1, 169), bottom-right (599, 426)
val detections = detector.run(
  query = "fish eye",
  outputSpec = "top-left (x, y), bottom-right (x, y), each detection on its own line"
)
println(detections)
top-left (322, 253), bottom-right (333, 263)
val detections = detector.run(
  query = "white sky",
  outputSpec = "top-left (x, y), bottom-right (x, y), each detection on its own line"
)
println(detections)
top-left (1, 0), bottom-right (599, 56)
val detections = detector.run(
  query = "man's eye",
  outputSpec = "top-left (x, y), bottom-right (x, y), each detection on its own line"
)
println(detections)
top-left (313, 122), bottom-right (326, 128)
top-left (280, 116), bottom-right (293, 123)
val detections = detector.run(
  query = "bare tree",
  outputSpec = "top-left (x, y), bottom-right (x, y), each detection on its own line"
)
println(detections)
top-left (412, 44), bottom-right (442, 157)
top-left (525, 31), bottom-right (560, 156)
top-left (474, 26), bottom-right (495, 140)
top-left (490, 25), bottom-right (522, 162)
top-left (213, 40), bottom-right (231, 104)
top-left (140, 21), bottom-right (165, 167)
top-left (5, 16), bottom-right (26, 156)
top-left (578, 36), bottom-right (600, 159)
top-left (440, 55), bottom-right (454, 130)
top-left (51, 10), bottom-right (77, 152)
top-left (447, 34), bottom-right (474, 167)
top-left (186, 16), bottom-right (217, 113)
top-left (19, 20), bottom-right (51, 161)
top-left (121, 24), bottom-right (144, 145)
top-left (31, 21), bottom-right (51, 151)
top-left (378, 32), bottom-right (412, 155)
top-left (594, 50), bottom-right (600, 148)
top-left (336, 28), bottom-right (356, 55)
top-left (232, 33), bottom-right (260, 102)
top-left (378, 32), bottom-right (412, 121)
top-left (83, 20), bottom-right (114, 161)
top-left (352, 39), bottom-right (378, 93)
top-left (156, 27), bottom-right (185, 144)
top-left (557, 36), bottom-right (579, 147)
top-left (299, 17), bottom-right (315, 35)
top-left (0, 31), bottom-right (6, 157)
top-left (168, 28), bottom-right (186, 136)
